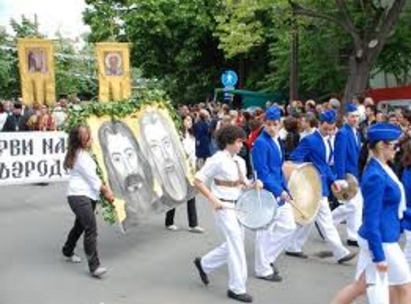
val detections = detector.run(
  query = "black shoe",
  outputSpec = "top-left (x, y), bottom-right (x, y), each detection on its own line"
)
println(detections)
top-left (227, 290), bottom-right (253, 303)
top-left (346, 240), bottom-right (359, 247)
top-left (314, 250), bottom-right (333, 259)
top-left (256, 272), bottom-right (282, 282)
top-left (269, 263), bottom-right (280, 275)
top-left (285, 251), bottom-right (308, 259)
top-left (338, 252), bottom-right (357, 264)
top-left (193, 257), bottom-right (209, 285)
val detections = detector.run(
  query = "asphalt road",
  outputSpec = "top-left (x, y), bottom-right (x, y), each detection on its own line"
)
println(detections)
top-left (0, 183), bottom-right (367, 304)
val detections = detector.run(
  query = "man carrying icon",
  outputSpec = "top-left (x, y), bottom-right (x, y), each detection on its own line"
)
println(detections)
top-left (251, 106), bottom-right (297, 282)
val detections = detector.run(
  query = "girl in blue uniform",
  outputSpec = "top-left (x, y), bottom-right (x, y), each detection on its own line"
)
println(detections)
top-left (401, 138), bottom-right (411, 268)
top-left (331, 123), bottom-right (411, 304)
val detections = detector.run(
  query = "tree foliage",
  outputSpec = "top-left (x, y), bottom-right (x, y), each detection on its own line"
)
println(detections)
top-left (54, 34), bottom-right (98, 99)
top-left (84, 0), bottom-right (230, 104)
top-left (375, 4), bottom-right (411, 86)
top-left (1, 1), bottom-right (409, 105)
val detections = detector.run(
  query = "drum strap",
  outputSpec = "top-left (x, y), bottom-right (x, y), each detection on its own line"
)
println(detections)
top-left (218, 198), bottom-right (237, 204)
top-left (214, 179), bottom-right (243, 187)
top-left (214, 158), bottom-right (247, 188)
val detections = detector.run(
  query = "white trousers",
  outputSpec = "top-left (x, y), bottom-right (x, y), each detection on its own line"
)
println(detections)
top-left (404, 230), bottom-right (411, 270)
top-left (332, 190), bottom-right (363, 241)
top-left (255, 203), bottom-right (296, 277)
top-left (286, 197), bottom-right (350, 261)
top-left (201, 208), bottom-right (247, 294)
top-left (357, 236), bottom-right (411, 285)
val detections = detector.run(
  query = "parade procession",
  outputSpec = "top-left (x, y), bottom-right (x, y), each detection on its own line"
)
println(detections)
top-left (1, 1), bottom-right (411, 304)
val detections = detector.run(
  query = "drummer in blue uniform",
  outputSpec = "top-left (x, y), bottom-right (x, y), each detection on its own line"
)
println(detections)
top-left (285, 110), bottom-right (356, 264)
top-left (251, 106), bottom-right (296, 282)
top-left (331, 123), bottom-right (411, 304)
top-left (332, 103), bottom-right (363, 247)
top-left (192, 125), bottom-right (262, 303)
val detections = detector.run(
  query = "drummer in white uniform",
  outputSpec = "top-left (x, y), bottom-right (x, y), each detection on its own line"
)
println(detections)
top-left (193, 125), bottom-right (262, 303)
top-left (331, 123), bottom-right (411, 304)
top-left (251, 106), bottom-right (296, 282)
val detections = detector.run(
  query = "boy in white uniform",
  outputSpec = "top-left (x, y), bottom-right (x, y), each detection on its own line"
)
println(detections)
top-left (193, 125), bottom-right (262, 303)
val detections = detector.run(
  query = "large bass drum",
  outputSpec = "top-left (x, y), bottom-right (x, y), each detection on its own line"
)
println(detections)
top-left (235, 188), bottom-right (278, 230)
top-left (282, 162), bottom-right (322, 225)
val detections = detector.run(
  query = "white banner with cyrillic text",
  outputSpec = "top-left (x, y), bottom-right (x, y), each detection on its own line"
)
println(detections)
top-left (0, 131), bottom-right (69, 186)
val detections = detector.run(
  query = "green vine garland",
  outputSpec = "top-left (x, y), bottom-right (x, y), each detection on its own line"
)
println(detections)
top-left (64, 88), bottom-right (181, 225)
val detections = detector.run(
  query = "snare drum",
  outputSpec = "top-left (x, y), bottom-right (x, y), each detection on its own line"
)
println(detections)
top-left (235, 188), bottom-right (278, 230)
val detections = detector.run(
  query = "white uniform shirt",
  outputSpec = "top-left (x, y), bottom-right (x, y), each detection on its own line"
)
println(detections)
top-left (320, 134), bottom-right (332, 165)
top-left (195, 150), bottom-right (247, 200)
top-left (351, 126), bottom-right (360, 146)
top-left (67, 150), bottom-right (102, 201)
top-left (271, 136), bottom-right (282, 158)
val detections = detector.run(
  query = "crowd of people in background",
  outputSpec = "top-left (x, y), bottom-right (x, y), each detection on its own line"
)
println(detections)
top-left (0, 97), bottom-right (72, 132)
top-left (177, 95), bottom-right (411, 179)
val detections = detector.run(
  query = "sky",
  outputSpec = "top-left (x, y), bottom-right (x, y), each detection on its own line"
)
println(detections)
top-left (0, 0), bottom-right (89, 38)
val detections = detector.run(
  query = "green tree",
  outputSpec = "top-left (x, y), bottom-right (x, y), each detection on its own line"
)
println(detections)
top-left (0, 16), bottom-right (40, 99)
top-left (82, 0), bottom-right (409, 105)
top-left (0, 27), bottom-right (18, 99)
top-left (287, 0), bottom-right (407, 103)
top-left (83, 0), bottom-right (230, 104)
top-left (374, 4), bottom-right (411, 86)
top-left (54, 34), bottom-right (98, 100)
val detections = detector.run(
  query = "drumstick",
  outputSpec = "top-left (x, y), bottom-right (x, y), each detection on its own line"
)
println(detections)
top-left (253, 171), bottom-right (262, 209)
top-left (282, 194), bottom-right (309, 219)
top-left (288, 200), bottom-right (309, 219)
top-left (220, 202), bottom-right (249, 214)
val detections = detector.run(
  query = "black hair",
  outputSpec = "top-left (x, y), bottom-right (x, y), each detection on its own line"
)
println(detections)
top-left (365, 104), bottom-right (376, 114)
top-left (181, 114), bottom-right (194, 136)
top-left (215, 125), bottom-right (246, 150)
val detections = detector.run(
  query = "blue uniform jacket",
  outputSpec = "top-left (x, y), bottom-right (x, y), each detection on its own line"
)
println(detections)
top-left (401, 167), bottom-right (411, 231)
top-left (333, 124), bottom-right (361, 180)
top-left (290, 130), bottom-right (335, 197)
top-left (251, 130), bottom-right (287, 198)
top-left (359, 158), bottom-right (403, 262)
top-left (193, 120), bottom-right (211, 158)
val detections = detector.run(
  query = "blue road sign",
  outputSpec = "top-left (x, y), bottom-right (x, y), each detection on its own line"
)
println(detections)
top-left (221, 70), bottom-right (238, 87)
top-left (223, 85), bottom-right (234, 102)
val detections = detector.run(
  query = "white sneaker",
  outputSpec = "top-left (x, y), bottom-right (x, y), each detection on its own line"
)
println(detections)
top-left (65, 254), bottom-right (82, 263)
top-left (91, 267), bottom-right (108, 278)
top-left (188, 226), bottom-right (205, 233)
top-left (166, 225), bottom-right (179, 231)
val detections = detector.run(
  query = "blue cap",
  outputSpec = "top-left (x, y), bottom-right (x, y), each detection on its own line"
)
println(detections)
top-left (345, 103), bottom-right (359, 114)
top-left (265, 106), bottom-right (282, 121)
top-left (319, 110), bottom-right (337, 124)
top-left (367, 123), bottom-right (402, 143)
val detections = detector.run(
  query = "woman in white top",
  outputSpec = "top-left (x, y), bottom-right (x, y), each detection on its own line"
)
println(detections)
top-left (165, 115), bottom-right (204, 233)
top-left (62, 125), bottom-right (114, 278)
